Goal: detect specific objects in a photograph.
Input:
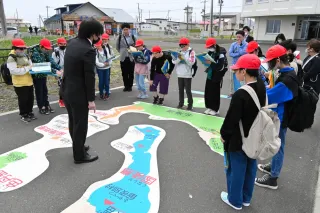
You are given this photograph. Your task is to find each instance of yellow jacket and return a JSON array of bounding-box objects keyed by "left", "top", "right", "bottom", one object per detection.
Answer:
[{"left": 7, "top": 50, "right": 33, "bottom": 87}]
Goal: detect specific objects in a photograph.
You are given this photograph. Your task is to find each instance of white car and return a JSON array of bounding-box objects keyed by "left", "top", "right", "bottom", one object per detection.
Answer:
[{"left": 0, "top": 27, "right": 22, "bottom": 38}]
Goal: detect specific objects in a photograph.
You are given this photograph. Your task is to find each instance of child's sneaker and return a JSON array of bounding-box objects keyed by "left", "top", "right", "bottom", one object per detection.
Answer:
[
  {"left": 187, "top": 105, "right": 193, "bottom": 111},
  {"left": 220, "top": 191, "right": 242, "bottom": 210},
  {"left": 141, "top": 94, "right": 148, "bottom": 99},
  {"left": 28, "top": 112, "right": 37, "bottom": 120},
  {"left": 204, "top": 109, "right": 211, "bottom": 114},
  {"left": 208, "top": 110, "right": 219, "bottom": 116},
  {"left": 137, "top": 92, "right": 143, "bottom": 99},
  {"left": 153, "top": 96, "right": 159, "bottom": 104},
  {"left": 100, "top": 94, "right": 104, "bottom": 100},
  {"left": 104, "top": 94, "right": 109, "bottom": 101},
  {"left": 158, "top": 98, "right": 164, "bottom": 105},
  {"left": 59, "top": 99, "right": 65, "bottom": 108},
  {"left": 47, "top": 106, "right": 55, "bottom": 113},
  {"left": 39, "top": 108, "right": 46, "bottom": 115},
  {"left": 258, "top": 163, "right": 271, "bottom": 175},
  {"left": 177, "top": 104, "right": 183, "bottom": 109},
  {"left": 21, "top": 114, "right": 31, "bottom": 123},
  {"left": 243, "top": 202, "right": 250, "bottom": 207},
  {"left": 255, "top": 174, "right": 278, "bottom": 190}
]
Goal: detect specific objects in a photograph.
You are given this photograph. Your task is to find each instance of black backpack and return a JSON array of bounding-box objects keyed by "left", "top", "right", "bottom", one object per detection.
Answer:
[
  {"left": 0, "top": 54, "right": 18, "bottom": 86},
  {"left": 219, "top": 46, "right": 229, "bottom": 76},
  {"left": 54, "top": 50, "right": 60, "bottom": 65},
  {"left": 287, "top": 76, "right": 319, "bottom": 132}
]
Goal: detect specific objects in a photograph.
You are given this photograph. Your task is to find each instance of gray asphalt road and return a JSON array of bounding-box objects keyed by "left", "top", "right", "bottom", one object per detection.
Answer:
[{"left": 0, "top": 41, "right": 319, "bottom": 213}]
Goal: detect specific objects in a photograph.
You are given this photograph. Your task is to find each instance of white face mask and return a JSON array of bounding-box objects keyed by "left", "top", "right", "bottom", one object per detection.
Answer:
[
  {"left": 245, "top": 32, "right": 248, "bottom": 36},
  {"left": 208, "top": 48, "right": 215, "bottom": 52},
  {"left": 277, "top": 39, "right": 282, "bottom": 43},
  {"left": 305, "top": 48, "right": 309, "bottom": 53}
]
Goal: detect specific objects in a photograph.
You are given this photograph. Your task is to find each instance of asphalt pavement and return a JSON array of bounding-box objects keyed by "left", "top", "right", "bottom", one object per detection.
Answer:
[{"left": 0, "top": 41, "right": 319, "bottom": 213}]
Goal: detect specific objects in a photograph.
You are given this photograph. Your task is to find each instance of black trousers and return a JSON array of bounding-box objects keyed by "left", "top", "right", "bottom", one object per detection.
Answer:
[
  {"left": 64, "top": 99, "right": 89, "bottom": 161},
  {"left": 14, "top": 86, "right": 34, "bottom": 116},
  {"left": 33, "top": 77, "right": 49, "bottom": 109},
  {"left": 205, "top": 79, "right": 221, "bottom": 112},
  {"left": 178, "top": 77, "right": 193, "bottom": 106},
  {"left": 120, "top": 57, "right": 135, "bottom": 89}
]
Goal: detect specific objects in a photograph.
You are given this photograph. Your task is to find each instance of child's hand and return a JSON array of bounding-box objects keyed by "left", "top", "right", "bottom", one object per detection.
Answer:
[
  {"left": 178, "top": 55, "right": 183, "bottom": 60},
  {"left": 264, "top": 72, "right": 270, "bottom": 78},
  {"left": 104, "top": 62, "right": 109, "bottom": 66},
  {"left": 205, "top": 60, "right": 211, "bottom": 65},
  {"left": 165, "top": 73, "right": 170, "bottom": 79},
  {"left": 149, "top": 80, "right": 153, "bottom": 86}
]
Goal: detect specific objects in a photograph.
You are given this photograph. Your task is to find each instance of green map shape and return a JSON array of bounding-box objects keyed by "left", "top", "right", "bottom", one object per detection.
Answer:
[
  {"left": 184, "top": 97, "right": 205, "bottom": 108},
  {"left": 134, "top": 102, "right": 224, "bottom": 155},
  {"left": 0, "top": 152, "right": 28, "bottom": 169}
]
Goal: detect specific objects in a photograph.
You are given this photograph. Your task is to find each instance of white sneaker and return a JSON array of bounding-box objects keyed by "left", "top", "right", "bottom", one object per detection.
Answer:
[
  {"left": 243, "top": 202, "right": 250, "bottom": 207},
  {"left": 204, "top": 109, "right": 211, "bottom": 114},
  {"left": 220, "top": 191, "right": 242, "bottom": 210},
  {"left": 208, "top": 110, "right": 217, "bottom": 116}
]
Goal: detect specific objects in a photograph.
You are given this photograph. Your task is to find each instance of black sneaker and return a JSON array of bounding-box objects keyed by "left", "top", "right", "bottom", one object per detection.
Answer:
[
  {"left": 39, "top": 108, "right": 46, "bottom": 115},
  {"left": 187, "top": 105, "right": 193, "bottom": 111},
  {"left": 258, "top": 163, "right": 271, "bottom": 175},
  {"left": 100, "top": 94, "right": 104, "bottom": 100},
  {"left": 153, "top": 96, "right": 159, "bottom": 104},
  {"left": 255, "top": 174, "right": 278, "bottom": 190},
  {"left": 127, "top": 88, "right": 132, "bottom": 92},
  {"left": 21, "top": 115, "right": 31, "bottom": 123},
  {"left": 177, "top": 104, "right": 183, "bottom": 109},
  {"left": 28, "top": 112, "right": 37, "bottom": 120},
  {"left": 123, "top": 87, "right": 128, "bottom": 92},
  {"left": 46, "top": 106, "right": 55, "bottom": 113},
  {"left": 158, "top": 98, "right": 164, "bottom": 105}
]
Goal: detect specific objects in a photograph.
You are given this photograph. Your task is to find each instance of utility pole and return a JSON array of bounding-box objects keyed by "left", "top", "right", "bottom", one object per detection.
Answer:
[
  {"left": 149, "top": 10, "right": 150, "bottom": 19},
  {"left": 201, "top": 0, "right": 207, "bottom": 31},
  {"left": 218, "top": 0, "right": 223, "bottom": 36},
  {"left": 137, "top": 3, "right": 140, "bottom": 22},
  {"left": 0, "top": 0, "right": 7, "bottom": 36},
  {"left": 46, "top": 6, "right": 49, "bottom": 19},
  {"left": 185, "top": 5, "right": 190, "bottom": 31},
  {"left": 167, "top": 10, "right": 170, "bottom": 21},
  {"left": 209, "top": 0, "right": 214, "bottom": 37},
  {"left": 140, "top": 9, "right": 143, "bottom": 22}
]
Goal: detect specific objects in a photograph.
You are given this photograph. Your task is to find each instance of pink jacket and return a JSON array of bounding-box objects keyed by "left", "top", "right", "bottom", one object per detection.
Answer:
[{"left": 135, "top": 56, "right": 152, "bottom": 76}]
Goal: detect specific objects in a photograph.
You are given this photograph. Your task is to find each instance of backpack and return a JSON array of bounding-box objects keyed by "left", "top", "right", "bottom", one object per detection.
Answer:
[
  {"left": 239, "top": 85, "right": 281, "bottom": 161},
  {"left": 287, "top": 77, "right": 319, "bottom": 132},
  {"left": 219, "top": 46, "right": 229, "bottom": 77},
  {"left": 54, "top": 50, "right": 60, "bottom": 65},
  {"left": 1, "top": 54, "right": 18, "bottom": 86},
  {"left": 189, "top": 49, "right": 198, "bottom": 77}
]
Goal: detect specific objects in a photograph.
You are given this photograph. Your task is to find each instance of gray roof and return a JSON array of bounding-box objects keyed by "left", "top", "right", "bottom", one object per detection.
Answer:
[{"left": 99, "top": 8, "right": 135, "bottom": 23}]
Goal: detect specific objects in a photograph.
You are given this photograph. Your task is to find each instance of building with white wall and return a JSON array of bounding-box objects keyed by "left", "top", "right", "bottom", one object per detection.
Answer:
[
  {"left": 242, "top": 0, "right": 320, "bottom": 41},
  {"left": 145, "top": 18, "right": 199, "bottom": 31}
]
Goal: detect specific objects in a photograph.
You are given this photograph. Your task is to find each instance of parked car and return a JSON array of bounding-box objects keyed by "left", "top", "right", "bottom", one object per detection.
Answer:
[{"left": 0, "top": 27, "right": 22, "bottom": 38}]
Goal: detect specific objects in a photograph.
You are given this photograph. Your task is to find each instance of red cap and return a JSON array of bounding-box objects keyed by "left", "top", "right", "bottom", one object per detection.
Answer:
[
  {"left": 262, "top": 45, "right": 287, "bottom": 63},
  {"left": 40, "top": 39, "right": 52, "bottom": 50},
  {"left": 230, "top": 54, "right": 261, "bottom": 70},
  {"left": 57, "top": 37, "right": 67, "bottom": 44},
  {"left": 135, "top": 39, "right": 144, "bottom": 47},
  {"left": 179, "top": 37, "right": 190, "bottom": 45},
  {"left": 94, "top": 39, "right": 103, "bottom": 47},
  {"left": 246, "top": 41, "right": 259, "bottom": 53},
  {"left": 101, "top": 33, "right": 109, "bottom": 40},
  {"left": 205, "top": 38, "right": 217, "bottom": 48},
  {"left": 12, "top": 39, "right": 27, "bottom": 48},
  {"left": 151, "top": 45, "right": 162, "bottom": 53}
]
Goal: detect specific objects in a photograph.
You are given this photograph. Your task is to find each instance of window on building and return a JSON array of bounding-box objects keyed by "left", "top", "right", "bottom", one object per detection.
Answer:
[
  {"left": 266, "top": 20, "right": 281, "bottom": 34},
  {"left": 160, "top": 21, "right": 162, "bottom": 23},
  {"left": 258, "top": 0, "right": 269, "bottom": 2},
  {"left": 245, "top": 0, "right": 253, "bottom": 4}
]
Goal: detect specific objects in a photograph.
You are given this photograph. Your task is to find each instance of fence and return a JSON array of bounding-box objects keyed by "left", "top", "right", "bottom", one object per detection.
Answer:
[{"left": 0, "top": 35, "right": 75, "bottom": 84}]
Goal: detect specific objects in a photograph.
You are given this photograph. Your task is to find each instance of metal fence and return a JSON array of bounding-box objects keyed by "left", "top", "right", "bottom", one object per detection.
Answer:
[{"left": 0, "top": 35, "right": 75, "bottom": 83}]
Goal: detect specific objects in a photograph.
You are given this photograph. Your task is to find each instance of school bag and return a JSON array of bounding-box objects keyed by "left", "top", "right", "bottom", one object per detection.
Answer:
[
  {"left": 287, "top": 76, "right": 319, "bottom": 132},
  {"left": 219, "top": 46, "right": 229, "bottom": 78},
  {"left": 54, "top": 50, "right": 61, "bottom": 65},
  {"left": 239, "top": 85, "right": 281, "bottom": 161},
  {"left": 0, "top": 54, "right": 21, "bottom": 86}
]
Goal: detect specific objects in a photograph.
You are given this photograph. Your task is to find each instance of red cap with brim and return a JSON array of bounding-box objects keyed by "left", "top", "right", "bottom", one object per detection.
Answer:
[
  {"left": 262, "top": 44, "right": 287, "bottom": 63},
  {"left": 230, "top": 54, "right": 261, "bottom": 70},
  {"left": 246, "top": 41, "right": 259, "bottom": 53},
  {"left": 151, "top": 45, "right": 162, "bottom": 53}
]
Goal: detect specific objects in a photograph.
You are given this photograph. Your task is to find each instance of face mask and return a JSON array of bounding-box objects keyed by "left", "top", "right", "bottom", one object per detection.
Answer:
[
  {"left": 208, "top": 48, "right": 215, "bottom": 52},
  {"left": 305, "top": 48, "right": 310, "bottom": 53},
  {"left": 240, "top": 74, "right": 246, "bottom": 86},
  {"left": 59, "top": 46, "right": 66, "bottom": 50},
  {"left": 92, "top": 36, "right": 100, "bottom": 45},
  {"left": 16, "top": 52, "right": 25, "bottom": 57},
  {"left": 41, "top": 49, "right": 49, "bottom": 54},
  {"left": 277, "top": 39, "right": 282, "bottom": 43},
  {"left": 245, "top": 32, "right": 248, "bottom": 36}
]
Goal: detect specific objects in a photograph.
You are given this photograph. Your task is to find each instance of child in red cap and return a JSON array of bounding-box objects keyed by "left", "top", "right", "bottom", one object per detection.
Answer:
[
  {"left": 52, "top": 37, "right": 67, "bottom": 108},
  {"left": 220, "top": 54, "right": 266, "bottom": 210},
  {"left": 149, "top": 45, "right": 175, "bottom": 105},
  {"left": 133, "top": 39, "right": 152, "bottom": 99}
]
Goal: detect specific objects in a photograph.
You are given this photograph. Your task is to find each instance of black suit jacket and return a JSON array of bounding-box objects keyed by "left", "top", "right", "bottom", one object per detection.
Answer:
[
  {"left": 61, "top": 38, "right": 96, "bottom": 104},
  {"left": 245, "top": 35, "right": 254, "bottom": 43}
]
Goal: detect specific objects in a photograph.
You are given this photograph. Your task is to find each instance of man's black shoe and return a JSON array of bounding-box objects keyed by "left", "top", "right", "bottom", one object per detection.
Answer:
[
  {"left": 127, "top": 87, "right": 132, "bottom": 92},
  {"left": 84, "top": 145, "right": 90, "bottom": 152},
  {"left": 74, "top": 154, "right": 98, "bottom": 164},
  {"left": 123, "top": 87, "right": 128, "bottom": 92}
]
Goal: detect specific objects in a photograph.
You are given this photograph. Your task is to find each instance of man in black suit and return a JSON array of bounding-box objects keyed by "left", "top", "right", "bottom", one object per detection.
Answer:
[
  {"left": 61, "top": 18, "right": 103, "bottom": 164},
  {"left": 243, "top": 26, "right": 254, "bottom": 43}
]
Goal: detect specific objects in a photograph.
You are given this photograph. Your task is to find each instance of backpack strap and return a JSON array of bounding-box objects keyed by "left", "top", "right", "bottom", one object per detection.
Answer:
[
  {"left": 8, "top": 54, "right": 18, "bottom": 62},
  {"left": 240, "top": 85, "right": 262, "bottom": 109}
]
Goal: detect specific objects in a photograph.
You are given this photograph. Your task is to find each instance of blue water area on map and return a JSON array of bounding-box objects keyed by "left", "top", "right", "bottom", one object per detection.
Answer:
[{"left": 87, "top": 126, "right": 161, "bottom": 213}]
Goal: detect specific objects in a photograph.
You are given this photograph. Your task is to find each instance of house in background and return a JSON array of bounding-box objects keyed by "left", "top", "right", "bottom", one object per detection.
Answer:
[
  {"left": 202, "top": 12, "right": 244, "bottom": 31},
  {"left": 144, "top": 18, "right": 200, "bottom": 31},
  {"left": 44, "top": 2, "right": 136, "bottom": 35},
  {"left": 3, "top": 18, "right": 31, "bottom": 28},
  {"left": 242, "top": 0, "right": 320, "bottom": 41}
]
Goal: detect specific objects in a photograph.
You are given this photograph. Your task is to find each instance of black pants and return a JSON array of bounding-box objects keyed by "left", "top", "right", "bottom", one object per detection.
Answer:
[
  {"left": 64, "top": 99, "right": 89, "bottom": 161},
  {"left": 178, "top": 78, "right": 193, "bottom": 106},
  {"left": 205, "top": 79, "right": 221, "bottom": 112},
  {"left": 33, "top": 77, "right": 49, "bottom": 109},
  {"left": 120, "top": 57, "right": 135, "bottom": 89},
  {"left": 14, "top": 86, "right": 34, "bottom": 116}
]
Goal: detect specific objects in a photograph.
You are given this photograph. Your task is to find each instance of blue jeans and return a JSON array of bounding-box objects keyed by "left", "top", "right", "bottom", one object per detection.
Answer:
[
  {"left": 226, "top": 151, "right": 257, "bottom": 208},
  {"left": 271, "top": 128, "right": 287, "bottom": 177},
  {"left": 97, "top": 68, "right": 110, "bottom": 96},
  {"left": 135, "top": 73, "right": 146, "bottom": 93}
]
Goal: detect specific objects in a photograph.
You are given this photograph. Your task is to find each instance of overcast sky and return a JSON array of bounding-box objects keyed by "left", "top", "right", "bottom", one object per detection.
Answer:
[{"left": 3, "top": 0, "right": 242, "bottom": 26}]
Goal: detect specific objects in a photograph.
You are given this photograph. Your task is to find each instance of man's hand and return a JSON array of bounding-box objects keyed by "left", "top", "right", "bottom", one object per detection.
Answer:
[
  {"left": 149, "top": 80, "right": 153, "bottom": 86},
  {"left": 88, "top": 101, "right": 96, "bottom": 113},
  {"left": 104, "top": 62, "right": 109, "bottom": 66},
  {"left": 165, "top": 73, "right": 170, "bottom": 79},
  {"left": 220, "top": 137, "right": 225, "bottom": 143}
]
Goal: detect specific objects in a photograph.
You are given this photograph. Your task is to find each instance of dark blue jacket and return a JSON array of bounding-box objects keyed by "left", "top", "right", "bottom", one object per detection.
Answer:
[{"left": 267, "top": 67, "right": 298, "bottom": 128}]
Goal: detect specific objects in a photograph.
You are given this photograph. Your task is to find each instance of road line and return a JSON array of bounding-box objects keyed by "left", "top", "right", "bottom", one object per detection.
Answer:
[
  {"left": 0, "top": 85, "right": 126, "bottom": 117},
  {"left": 191, "top": 90, "right": 231, "bottom": 99}
]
